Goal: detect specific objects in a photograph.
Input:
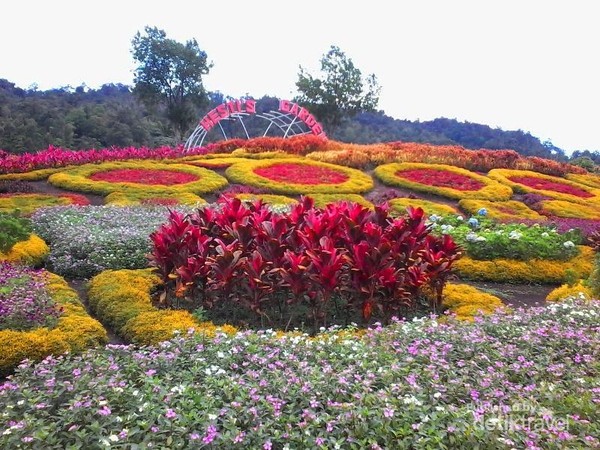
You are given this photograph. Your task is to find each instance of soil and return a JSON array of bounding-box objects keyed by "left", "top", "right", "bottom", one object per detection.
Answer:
[{"left": 460, "top": 280, "right": 551, "bottom": 308}]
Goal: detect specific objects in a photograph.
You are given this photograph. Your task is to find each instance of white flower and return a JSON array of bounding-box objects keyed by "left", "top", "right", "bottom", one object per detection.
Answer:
[
  {"left": 508, "top": 231, "right": 522, "bottom": 240},
  {"left": 456, "top": 215, "right": 464, "bottom": 221},
  {"left": 541, "top": 232, "right": 549, "bottom": 238},
  {"left": 109, "top": 435, "right": 119, "bottom": 442},
  {"left": 563, "top": 240, "right": 575, "bottom": 248}
]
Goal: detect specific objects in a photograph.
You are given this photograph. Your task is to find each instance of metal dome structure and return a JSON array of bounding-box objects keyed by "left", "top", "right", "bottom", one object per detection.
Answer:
[{"left": 184, "top": 99, "right": 326, "bottom": 151}]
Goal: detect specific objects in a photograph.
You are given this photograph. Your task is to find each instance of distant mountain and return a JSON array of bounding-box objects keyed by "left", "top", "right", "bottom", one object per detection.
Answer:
[{"left": 0, "top": 79, "right": 582, "bottom": 163}]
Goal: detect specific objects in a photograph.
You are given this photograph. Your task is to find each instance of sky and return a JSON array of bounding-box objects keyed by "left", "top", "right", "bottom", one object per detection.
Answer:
[{"left": 1, "top": 0, "right": 598, "bottom": 154}]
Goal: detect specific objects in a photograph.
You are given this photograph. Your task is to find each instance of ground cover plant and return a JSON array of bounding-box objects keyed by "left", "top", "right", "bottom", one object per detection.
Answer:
[
  {"left": 0, "top": 193, "right": 90, "bottom": 216},
  {"left": 1, "top": 300, "right": 598, "bottom": 449},
  {"left": 31, "top": 205, "right": 192, "bottom": 278}
]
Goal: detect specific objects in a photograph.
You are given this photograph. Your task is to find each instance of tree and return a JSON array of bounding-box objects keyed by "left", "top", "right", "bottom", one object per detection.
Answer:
[
  {"left": 294, "top": 45, "right": 381, "bottom": 133},
  {"left": 131, "top": 26, "right": 212, "bottom": 140}
]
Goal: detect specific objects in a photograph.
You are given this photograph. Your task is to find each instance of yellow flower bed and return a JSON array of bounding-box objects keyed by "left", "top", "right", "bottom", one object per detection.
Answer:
[
  {"left": 48, "top": 161, "right": 228, "bottom": 196},
  {"left": 0, "top": 272, "right": 107, "bottom": 376},
  {"left": 441, "top": 283, "right": 505, "bottom": 321},
  {"left": 225, "top": 158, "right": 374, "bottom": 194},
  {"left": 0, "top": 234, "right": 49, "bottom": 266},
  {"left": 389, "top": 198, "right": 458, "bottom": 217},
  {"left": 310, "top": 194, "right": 374, "bottom": 209},
  {"left": 234, "top": 193, "right": 298, "bottom": 205},
  {"left": 0, "top": 166, "right": 77, "bottom": 181},
  {"left": 374, "top": 163, "right": 512, "bottom": 201},
  {"left": 184, "top": 157, "right": 255, "bottom": 168},
  {"left": 87, "top": 269, "right": 237, "bottom": 346},
  {"left": 104, "top": 191, "right": 207, "bottom": 206},
  {"left": 0, "top": 193, "right": 81, "bottom": 216},
  {"left": 458, "top": 199, "right": 545, "bottom": 221},
  {"left": 537, "top": 200, "right": 600, "bottom": 219},
  {"left": 546, "top": 281, "right": 593, "bottom": 302},
  {"left": 566, "top": 173, "right": 600, "bottom": 189},
  {"left": 454, "top": 246, "right": 594, "bottom": 283},
  {"left": 488, "top": 168, "right": 600, "bottom": 205}
]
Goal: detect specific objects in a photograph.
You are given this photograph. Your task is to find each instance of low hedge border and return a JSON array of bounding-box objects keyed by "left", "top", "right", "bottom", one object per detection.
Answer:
[
  {"left": 48, "top": 161, "right": 228, "bottom": 196},
  {"left": 0, "top": 272, "right": 107, "bottom": 376},
  {"left": 389, "top": 198, "right": 458, "bottom": 217},
  {"left": 538, "top": 199, "right": 600, "bottom": 220},
  {"left": 488, "top": 168, "right": 600, "bottom": 205},
  {"left": 225, "top": 158, "right": 374, "bottom": 194},
  {"left": 0, "top": 166, "right": 77, "bottom": 181},
  {"left": 546, "top": 281, "right": 593, "bottom": 302},
  {"left": 566, "top": 173, "right": 600, "bottom": 190},
  {"left": 453, "top": 245, "right": 594, "bottom": 283},
  {"left": 374, "top": 163, "right": 513, "bottom": 201},
  {"left": 310, "top": 194, "right": 374, "bottom": 209},
  {"left": 234, "top": 193, "right": 298, "bottom": 205},
  {"left": 0, "top": 193, "right": 90, "bottom": 216},
  {"left": 0, "top": 234, "right": 49, "bottom": 266},
  {"left": 87, "top": 269, "right": 237, "bottom": 346},
  {"left": 458, "top": 199, "right": 545, "bottom": 221},
  {"left": 104, "top": 191, "right": 207, "bottom": 206},
  {"left": 440, "top": 283, "right": 505, "bottom": 321}
]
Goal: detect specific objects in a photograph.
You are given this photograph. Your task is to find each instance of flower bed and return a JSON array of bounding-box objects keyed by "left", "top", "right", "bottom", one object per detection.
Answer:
[
  {"left": 48, "top": 161, "right": 228, "bottom": 196},
  {"left": 389, "top": 198, "right": 458, "bottom": 217},
  {"left": 1, "top": 299, "right": 598, "bottom": 448},
  {"left": 89, "top": 168, "right": 199, "bottom": 185},
  {"left": 31, "top": 205, "right": 192, "bottom": 278},
  {"left": 0, "top": 269, "right": 107, "bottom": 376},
  {"left": 184, "top": 157, "right": 254, "bottom": 169},
  {"left": 310, "top": 194, "right": 373, "bottom": 209},
  {"left": 0, "top": 166, "right": 77, "bottom": 181},
  {"left": 439, "top": 283, "right": 504, "bottom": 321},
  {"left": 488, "top": 169, "right": 600, "bottom": 204},
  {"left": 546, "top": 281, "right": 593, "bottom": 302},
  {"left": 453, "top": 245, "right": 594, "bottom": 283},
  {"left": 104, "top": 191, "right": 207, "bottom": 207},
  {"left": 458, "top": 199, "right": 545, "bottom": 221},
  {"left": 87, "top": 269, "right": 236, "bottom": 345},
  {"left": 233, "top": 193, "right": 298, "bottom": 206},
  {"left": 566, "top": 172, "right": 600, "bottom": 189},
  {"left": 225, "top": 158, "right": 373, "bottom": 194},
  {"left": 0, "top": 193, "right": 90, "bottom": 216},
  {"left": 375, "top": 163, "right": 512, "bottom": 201},
  {"left": 538, "top": 200, "right": 600, "bottom": 220},
  {"left": 0, "top": 234, "right": 49, "bottom": 267}
]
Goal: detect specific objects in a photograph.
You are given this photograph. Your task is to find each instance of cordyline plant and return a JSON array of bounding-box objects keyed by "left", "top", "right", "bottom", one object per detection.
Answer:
[{"left": 149, "top": 196, "right": 462, "bottom": 332}]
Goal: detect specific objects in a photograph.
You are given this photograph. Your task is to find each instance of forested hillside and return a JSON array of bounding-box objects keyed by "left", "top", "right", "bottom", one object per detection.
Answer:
[{"left": 1, "top": 78, "right": 595, "bottom": 164}]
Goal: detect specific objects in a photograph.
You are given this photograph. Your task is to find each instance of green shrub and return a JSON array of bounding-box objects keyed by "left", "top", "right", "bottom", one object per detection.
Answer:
[{"left": 0, "top": 212, "right": 31, "bottom": 253}]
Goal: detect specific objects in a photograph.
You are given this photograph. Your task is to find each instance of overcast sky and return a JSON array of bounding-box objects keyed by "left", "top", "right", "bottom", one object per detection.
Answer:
[{"left": 1, "top": 0, "right": 598, "bottom": 154}]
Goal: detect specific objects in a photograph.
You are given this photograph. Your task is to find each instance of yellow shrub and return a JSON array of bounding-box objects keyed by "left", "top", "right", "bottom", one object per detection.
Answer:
[
  {"left": 48, "top": 161, "right": 228, "bottom": 196},
  {"left": 458, "top": 199, "right": 545, "bottom": 221},
  {"left": 546, "top": 281, "right": 593, "bottom": 302},
  {"left": 0, "top": 166, "right": 78, "bottom": 181},
  {"left": 389, "top": 198, "right": 457, "bottom": 217},
  {"left": 104, "top": 191, "right": 207, "bottom": 206},
  {"left": 454, "top": 246, "right": 594, "bottom": 283},
  {"left": 0, "top": 234, "right": 49, "bottom": 266},
  {"left": 566, "top": 173, "right": 600, "bottom": 189},
  {"left": 310, "top": 194, "right": 374, "bottom": 209},
  {"left": 0, "top": 193, "right": 79, "bottom": 215},
  {"left": 234, "top": 193, "right": 298, "bottom": 205},
  {"left": 488, "top": 169, "right": 600, "bottom": 205},
  {"left": 538, "top": 200, "right": 600, "bottom": 219},
  {"left": 88, "top": 269, "right": 236, "bottom": 345},
  {"left": 0, "top": 272, "right": 107, "bottom": 376},
  {"left": 225, "top": 158, "right": 374, "bottom": 194},
  {"left": 374, "top": 163, "right": 513, "bottom": 201}
]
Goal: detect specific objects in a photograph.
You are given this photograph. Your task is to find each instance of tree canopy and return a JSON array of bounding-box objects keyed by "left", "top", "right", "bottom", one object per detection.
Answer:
[
  {"left": 294, "top": 46, "right": 381, "bottom": 132},
  {"left": 131, "top": 26, "right": 212, "bottom": 139}
]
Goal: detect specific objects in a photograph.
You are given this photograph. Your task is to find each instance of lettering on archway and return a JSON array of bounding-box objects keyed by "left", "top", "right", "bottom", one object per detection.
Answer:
[{"left": 184, "top": 98, "right": 326, "bottom": 151}]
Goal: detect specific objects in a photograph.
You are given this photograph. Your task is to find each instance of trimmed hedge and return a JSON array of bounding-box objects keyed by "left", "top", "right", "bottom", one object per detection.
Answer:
[
  {"left": 454, "top": 245, "right": 594, "bottom": 283},
  {"left": 0, "top": 234, "right": 49, "bottom": 266},
  {"left": 458, "top": 199, "right": 545, "bottom": 221},
  {"left": 546, "top": 281, "right": 593, "bottom": 302},
  {"left": 87, "top": 269, "right": 237, "bottom": 346},
  {"left": 48, "top": 161, "right": 228, "bottom": 196},
  {"left": 389, "top": 198, "right": 458, "bottom": 217},
  {"left": 538, "top": 199, "right": 600, "bottom": 219},
  {"left": 104, "top": 191, "right": 207, "bottom": 206},
  {"left": 0, "top": 272, "right": 107, "bottom": 376},
  {"left": 374, "top": 163, "right": 513, "bottom": 201},
  {"left": 225, "top": 158, "right": 374, "bottom": 194}
]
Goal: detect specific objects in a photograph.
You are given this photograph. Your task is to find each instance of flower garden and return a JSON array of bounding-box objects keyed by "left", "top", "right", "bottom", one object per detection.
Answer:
[{"left": 1, "top": 136, "right": 599, "bottom": 448}]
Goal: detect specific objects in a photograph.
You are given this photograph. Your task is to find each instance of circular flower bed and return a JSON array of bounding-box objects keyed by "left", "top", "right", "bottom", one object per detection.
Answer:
[
  {"left": 48, "top": 162, "right": 228, "bottom": 196},
  {"left": 89, "top": 169, "right": 198, "bottom": 185},
  {"left": 225, "top": 158, "right": 373, "bottom": 194},
  {"left": 488, "top": 169, "right": 600, "bottom": 204},
  {"left": 388, "top": 198, "right": 458, "bottom": 217},
  {"left": 0, "top": 193, "right": 90, "bottom": 216},
  {"left": 458, "top": 199, "right": 545, "bottom": 221},
  {"left": 375, "top": 163, "right": 512, "bottom": 201}
]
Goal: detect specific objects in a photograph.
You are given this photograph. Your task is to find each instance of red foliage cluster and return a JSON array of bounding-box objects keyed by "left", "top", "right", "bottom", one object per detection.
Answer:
[
  {"left": 203, "top": 135, "right": 334, "bottom": 155},
  {"left": 508, "top": 176, "right": 594, "bottom": 198},
  {"left": 149, "top": 197, "right": 461, "bottom": 330},
  {"left": 141, "top": 198, "right": 180, "bottom": 206},
  {"left": 396, "top": 168, "right": 484, "bottom": 191},
  {"left": 89, "top": 169, "right": 199, "bottom": 185},
  {"left": 254, "top": 163, "right": 349, "bottom": 185},
  {"left": 60, "top": 193, "right": 91, "bottom": 206}
]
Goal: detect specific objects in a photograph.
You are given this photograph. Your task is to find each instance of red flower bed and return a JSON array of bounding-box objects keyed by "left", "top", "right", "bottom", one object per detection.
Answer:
[
  {"left": 508, "top": 176, "right": 594, "bottom": 198},
  {"left": 254, "top": 163, "right": 349, "bottom": 185},
  {"left": 60, "top": 194, "right": 91, "bottom": 206},
  {"left": 89, "top": 169, "right": 199, "bottom": 185},
  {"left": 141, "top": 198, "right": 180, "bottom": 206},
  {"left": 395, "top": 168, "right": 484, "bottom": 191}
]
